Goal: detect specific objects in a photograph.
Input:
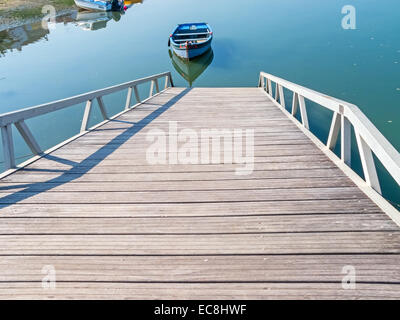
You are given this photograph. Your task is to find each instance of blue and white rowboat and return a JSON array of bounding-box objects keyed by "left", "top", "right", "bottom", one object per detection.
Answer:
[
  {"left": 169, "top": 23, "right": 213, "bottom": 60},
  {"left": 74, "top": 0, "right": 124, "bottom": 11}
]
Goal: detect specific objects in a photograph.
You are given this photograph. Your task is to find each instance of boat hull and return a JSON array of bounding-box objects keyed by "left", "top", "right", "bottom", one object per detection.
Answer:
[
  {"left": 74, "top": 0, "right": 112, "bottom": 11},
  {"left": 171, "top": 40, "right": 212, "bottom": 60}
]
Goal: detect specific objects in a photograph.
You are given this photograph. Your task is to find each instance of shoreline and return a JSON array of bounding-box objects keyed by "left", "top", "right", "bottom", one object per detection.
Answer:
[
  {"left": 0, "top": 0, "right": 75, "bottom": 11},
  {"left": 0, "top": 0, "right": 76, "bottom": 31}
]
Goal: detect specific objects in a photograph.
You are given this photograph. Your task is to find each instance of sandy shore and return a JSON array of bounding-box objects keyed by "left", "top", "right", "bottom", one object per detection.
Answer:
[
  {"left": 0, "top": 0, "right": 38, "bottom": 11},
  {"left": 0, "top": 0, "right": 76, "bottom": 31},
  {"left": 0, "top": 0, "right": 74, "bottom": 11}
]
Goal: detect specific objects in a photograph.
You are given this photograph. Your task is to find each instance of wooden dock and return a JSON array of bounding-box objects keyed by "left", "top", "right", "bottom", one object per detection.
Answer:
[{"left": 0, "top": 73, "right": 399, "bottom": 299}]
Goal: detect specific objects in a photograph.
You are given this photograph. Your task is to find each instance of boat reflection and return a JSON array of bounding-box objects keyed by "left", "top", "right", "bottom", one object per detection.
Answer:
[
  {"left": 169, "top": 48, "right": 214, "bottom": 87},
  {"left": 75, "top": 10, "right": 123, "bottom": 31}
]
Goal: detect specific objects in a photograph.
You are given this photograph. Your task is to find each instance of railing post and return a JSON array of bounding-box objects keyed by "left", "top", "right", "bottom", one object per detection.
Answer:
[
  {"left": 267, "top": 79, "right": 272, "bottom": 95},
  {"left": 355, "top": 130, "right": 382, "bottom": 194},
  {"left": 154, "top": 78, "right": 160, "bottom": 94},
  {"left": 97, "top": 96, "right": 108, "bottom": 120},
  {"left": 164, "top": 76, "right": 169, "bottom": 89},
  {"left": 274, "top": 83, "right": 279, "bottom": 101},
  {"left": 327, "top": 112, "right": 341, "bottom": 150},
  {"left": 149, "top": 80, "right": 155, "bottom": 97},
  {"left": 278, "top": 85, "right": 285, "bottom": 108},
  {"left": 125, "top": 87, "right": 133, "bottom": 110},
  {"left": 259, "top": 75, "right": 265, "bottom": 89},
  {"left": 291, "top": 92, "right": 298, "bottom": 116},
  {"left": 264, "top": 77, "right": 269, "bottom": 92},
  {"left": 14, "top": 120, "right": 41, "bottom": 155},
  {"left": 298, "top": 95, "right": 309, "bottom": 129},
  {"left": 134, "top": 85, "right": 141, "bottom": 103},
  {"left": 341, "top": 114, "right": 351, "bottom": 166},
  {"left": 168, "top": 73, "right": 174, "bottom": 87},
  {"left": 1, "top": 124, "right": 15, "bottom": 169},
  {"left": 80, "top": 99, "right": 93, "bottom": 133}
]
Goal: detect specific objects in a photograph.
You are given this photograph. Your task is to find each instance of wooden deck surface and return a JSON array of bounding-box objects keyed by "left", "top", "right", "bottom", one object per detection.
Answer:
[{"left": 0, "top": 87, "right": 399, "bottom": 299}]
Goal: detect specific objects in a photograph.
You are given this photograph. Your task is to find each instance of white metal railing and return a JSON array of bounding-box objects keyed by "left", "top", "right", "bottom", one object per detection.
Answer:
[
  {"left": 0, "top": 71, "right": 174, "bottom": 170},
  {"left": 258, "top": 72, "right": 400, "bottom": 195}
]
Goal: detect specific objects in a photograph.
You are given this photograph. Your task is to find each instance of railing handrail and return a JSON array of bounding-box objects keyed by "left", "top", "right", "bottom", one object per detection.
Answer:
[
  {"left": 259, "top": 71, "right": 400, "bottom": 193},
  {"left": 260, "top": 72, "right": 355, "bottom": 113},
  {"left": 0, "top": 72, "right": 172, "bottom": 127},
  {"left": 0, "top": 71, "right": 174, "bottom": 171}
]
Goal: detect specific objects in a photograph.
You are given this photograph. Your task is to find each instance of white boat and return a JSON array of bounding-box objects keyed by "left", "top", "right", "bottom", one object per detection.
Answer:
[{"left": 74, "top": 0, "right": 124, "bottom": 11}]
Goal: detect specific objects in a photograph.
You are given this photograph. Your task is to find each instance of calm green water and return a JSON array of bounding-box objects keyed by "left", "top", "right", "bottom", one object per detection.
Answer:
[{"left": 0, "top": 0, "right": 399, "bottom": 206}]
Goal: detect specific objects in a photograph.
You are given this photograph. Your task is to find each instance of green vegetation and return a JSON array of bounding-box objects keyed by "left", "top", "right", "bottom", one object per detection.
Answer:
[
  {"left": 52, "top": 0, "right": 75, "bottom": 6},
  {"left": 3, "top": 7, "right": 43, "bottom": 20},
  {"left": 0, "top": 0, "right": 75, "bottom": 20}
]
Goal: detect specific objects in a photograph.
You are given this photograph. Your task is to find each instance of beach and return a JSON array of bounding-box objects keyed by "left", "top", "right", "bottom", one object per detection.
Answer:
[{"left": 0, "top": 0, "right": 75, "bottom": 30}]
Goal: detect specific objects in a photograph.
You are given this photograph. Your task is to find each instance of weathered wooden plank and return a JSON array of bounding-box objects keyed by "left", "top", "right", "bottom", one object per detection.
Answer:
[
  {"left": 49, "top": 143, "right": 321, "bottom": 152},
  {"left": 0, "top": 255, "right": 399, "bottom": 283},
  {"left": 0, "top": 214, "right": 395, "bottom": 234},
  {"left": 68, "top": 135, "right": 310, "bottom": 145},
  {"left": 67, "top": 138, "right": 312, "bottom": 146},
  {"left": 29, "top": 148, "right": 324, "bottom": 162},
  {"left": 1, "top": 282, "right": 399, "bottom": 300},
  {"left": 0, "top": 232, "right": 399, "bottom": 255},
  {"left": 0, "top": 177, "right": 355, "bottom": 193},
  {"left": 0, "top": 187, "right": 366, "bottom": 204},
  {"left": 90, "top": 125, "right": 302, "bottom": 135},
  {"left": 47, "top": 147, "right": 324, "bottom": 160},
  {"left": 15, "top": 162, "right": 337, "bottom": 175},
  {"left": 1, "top": 168, "right": 347, "bottom": 183},
  {"left": 0, "top": 199, "right": 381, "bottom": 217},
  {"left": 21, "top": 154, "right": 330, "bottom": 169}
]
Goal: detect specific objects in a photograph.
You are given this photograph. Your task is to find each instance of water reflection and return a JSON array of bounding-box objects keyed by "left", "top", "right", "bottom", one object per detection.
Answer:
[
  {"left": 1, "top": 20, "right": 51, "bottom": 56},
  {"left": 0, "top": 0, "right": 144, "bottom": 56},
  {"left": 169, "top": 48, "right": 214, "bottom": 87},
  {"left": 75, "top": 11, "right": 123, "bottom": 31}
]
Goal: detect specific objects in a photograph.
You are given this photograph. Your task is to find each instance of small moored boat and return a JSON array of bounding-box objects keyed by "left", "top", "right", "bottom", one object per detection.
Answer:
[
  {"left": 74, "top": 0, "right": 125, "bottom": 12},
  {"left": 168, "top": 23, "right": 213, "bottom": 60}
]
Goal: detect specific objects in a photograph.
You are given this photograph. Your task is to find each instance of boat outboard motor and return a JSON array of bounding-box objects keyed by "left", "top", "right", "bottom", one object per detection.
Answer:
[
  {"left": 111, "top": 0, "right": 124, "bottom": 11},
  {"left": 112, "top": 11, "right": 122, "bottom": 21}
]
